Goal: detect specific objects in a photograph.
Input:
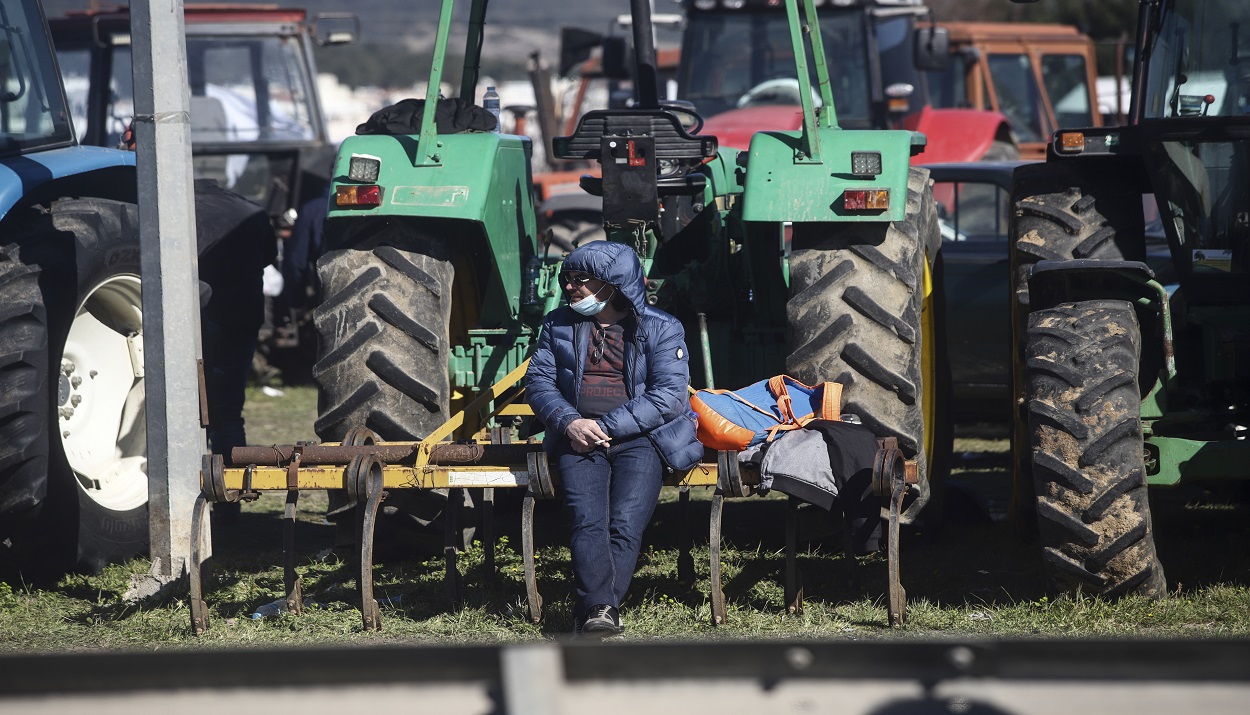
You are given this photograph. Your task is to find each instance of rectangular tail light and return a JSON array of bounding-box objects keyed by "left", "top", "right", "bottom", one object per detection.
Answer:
[
  {"left": 843, "top": 188, "right": 889, "bottom": 212},
  {"left": 336, "top": 185, "right": 383, "bottom": 207}
]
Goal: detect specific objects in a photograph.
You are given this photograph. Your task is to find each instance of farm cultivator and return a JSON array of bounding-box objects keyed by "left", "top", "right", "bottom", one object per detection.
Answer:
[
  {"left": 189, "top": 369, "right": 917, "bottom": 633},
  {"left": 192, "top": 0, "right": 939, "bottom": 632}
]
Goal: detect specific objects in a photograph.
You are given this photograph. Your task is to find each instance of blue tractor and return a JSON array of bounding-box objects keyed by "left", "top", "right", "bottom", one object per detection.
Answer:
[{"left": 0, "top": 0, "right": 145, "bottom": 578}]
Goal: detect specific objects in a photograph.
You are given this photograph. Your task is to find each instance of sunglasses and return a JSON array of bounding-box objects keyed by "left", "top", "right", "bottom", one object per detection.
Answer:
[
  {"left": 560, "top": 272, "right": 594, "bottom": 287},
  {"left": 591, "top": 325, "right": 607, "bottom": 364}
]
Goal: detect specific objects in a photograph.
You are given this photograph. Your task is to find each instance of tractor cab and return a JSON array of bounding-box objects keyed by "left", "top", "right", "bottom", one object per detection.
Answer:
[
  {"left": 685, "top": 0, "right": 910, "bottom": 126},
  {"left": 1135, "top": 0, "right": 1250, "bottom": 286},
  {"left": 50, "top": 5, "right": 354, "bottom": 220},
  {"left": 676, "top": 0, "right": 1011, "bottom": 162},
  {"left": 0, "top": 0, "right": 76, "bottom": 157}
]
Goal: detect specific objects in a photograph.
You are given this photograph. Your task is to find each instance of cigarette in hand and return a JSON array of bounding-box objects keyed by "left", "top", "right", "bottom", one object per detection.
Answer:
[{"left": 595, "top": 438, "right": 610, "bottom": 445}]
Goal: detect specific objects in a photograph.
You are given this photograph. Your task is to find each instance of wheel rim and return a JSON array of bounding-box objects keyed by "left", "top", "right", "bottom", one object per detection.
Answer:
[
  {"left": 920, "top": 257, "right": 936, "bottom": 468},
  {"left": 58, "top": 274, "right": 147, "bottom": 512},
  {"left": 449, "top": 250, "right": 478, "bottom": 417}
]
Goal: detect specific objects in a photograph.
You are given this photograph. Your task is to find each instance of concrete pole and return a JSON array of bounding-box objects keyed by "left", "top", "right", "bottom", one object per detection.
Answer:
[{"left": 129, "top": 0, "right": 207, "bottom": 580}]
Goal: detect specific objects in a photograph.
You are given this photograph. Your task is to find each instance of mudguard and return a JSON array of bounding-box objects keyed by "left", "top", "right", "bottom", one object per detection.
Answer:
[
  {"left": 1025, "top": 258, "right": 1158, "bottom": 310},
  {"left": 903, "top": 107, "right": 1011, "bottom": 164},
  {"left": 740, "top": 128, "right": 915, "bottom": 223},
  {"left": 0, "top": 146, "right": 136, "bottom": 219},
  {"left": 697, "top": 105, "right": 1011, "bottom": 165},
  {"left": 327, "top": 132, "right": 539, "bottom": 313}
]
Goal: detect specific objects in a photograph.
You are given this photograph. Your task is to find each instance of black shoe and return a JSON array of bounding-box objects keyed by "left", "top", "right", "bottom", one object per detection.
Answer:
[{"left": 579, "top": 604, "right": 623, "bottom": 636}]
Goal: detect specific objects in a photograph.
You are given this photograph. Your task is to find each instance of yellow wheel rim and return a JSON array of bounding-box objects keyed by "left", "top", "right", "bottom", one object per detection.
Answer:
[
  {"left": 920, "top": 256, "right": 936, "bottom": 468},
  {"left": 449, "top": 251, "right": 480, "bottom": 419}
]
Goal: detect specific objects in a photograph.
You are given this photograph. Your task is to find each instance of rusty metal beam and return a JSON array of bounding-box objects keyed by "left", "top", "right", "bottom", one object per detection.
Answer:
[{"left": 229, "top": 442, "right": 540, "bottom": 467}]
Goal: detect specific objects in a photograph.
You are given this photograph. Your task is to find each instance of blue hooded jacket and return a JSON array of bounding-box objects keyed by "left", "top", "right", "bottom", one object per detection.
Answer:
[{"left": 525, "top": 241, "right": 703, "bottom": 472}]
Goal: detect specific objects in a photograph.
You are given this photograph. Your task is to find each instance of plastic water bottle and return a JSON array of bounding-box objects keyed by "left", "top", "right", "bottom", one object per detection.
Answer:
[
  {"left": 522, "top": 255, "right": 540, "bottom": 307},
  {"left": 250, "top": 597, "right": 288, "bottom": 620},
  {"left": 483, "top": 86, "right": 501, "bottom": 133}
]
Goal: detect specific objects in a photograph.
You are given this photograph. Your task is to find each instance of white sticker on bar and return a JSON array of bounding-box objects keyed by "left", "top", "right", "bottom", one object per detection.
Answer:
[{"left": 447, "top": 470, "right": 529, "bottom": 487}]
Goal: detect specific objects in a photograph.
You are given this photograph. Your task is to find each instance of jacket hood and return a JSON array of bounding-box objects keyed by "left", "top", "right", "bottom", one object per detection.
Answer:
[{"left": 561, "top": 241, "right": 647, "bottom": 315}]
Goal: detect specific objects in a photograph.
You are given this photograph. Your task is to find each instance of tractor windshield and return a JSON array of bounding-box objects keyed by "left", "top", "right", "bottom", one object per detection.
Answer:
[
  {"left": 77, "top": 35, "right": 319, "bottom": 150},
  {"left": 57, "top": 28, "right": 319, "bottom": 203},
  {"left": 0, "top": 0, "right": 74, "bottom": 156},
  {"left": 678, "top": 8, "right": 870, "bottom": 123},
  {"left": 1141, "top": 0, "right": 1250, "bottom": 118},
  {"left": 1145, "top": 138, "right": 1250, "bottom": 273}
]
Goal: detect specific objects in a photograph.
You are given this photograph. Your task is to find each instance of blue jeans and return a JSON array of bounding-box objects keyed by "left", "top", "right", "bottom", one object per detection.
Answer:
[{"left": 555, "top": 433, "right": 664, "bottom": 620}]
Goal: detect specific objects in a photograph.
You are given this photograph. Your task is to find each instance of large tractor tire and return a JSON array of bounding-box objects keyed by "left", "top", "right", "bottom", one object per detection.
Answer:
[
  {"left": 313, "top": 223, "right": 475, "bottom": 555},
  {"left": 1008, "top": 181, "right": 1144, "bottom": 534},
  {"left": 546, "top": 211, "right": 605, "bottom": 255},
  {"left": 982, "top": 139, "right": 1020, "bottom": 162},
  {"left": 1013, "top": 186, "right": 1143, "bottom": 284},
  {"left": 1024, "top": 300, "right": 1166, "bottom": 598},
  {"left": 786, "top": 167, "right": 945, "bottom": 521},
  {"left": 0, "top": 199, "right": 148, "bottom": 579}
]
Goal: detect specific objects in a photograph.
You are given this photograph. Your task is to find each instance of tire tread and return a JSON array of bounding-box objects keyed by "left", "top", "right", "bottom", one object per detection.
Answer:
[
  {"left": 1024, "top": 300, "right": 1165, "bottom": 598},
  {"left": 786, "top": 167, "right": 938, "bottom": 480}
]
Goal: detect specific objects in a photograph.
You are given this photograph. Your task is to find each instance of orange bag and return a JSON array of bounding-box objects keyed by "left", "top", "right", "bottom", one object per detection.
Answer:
[{"left": 690, "top": 375, "right": 842, "bottom": 451}]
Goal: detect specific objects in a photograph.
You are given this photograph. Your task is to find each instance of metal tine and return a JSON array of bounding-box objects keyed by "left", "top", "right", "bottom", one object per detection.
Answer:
[
  {"left": 445, "top": 487, "right": 463, "bottom": 608},
  {"left": 355, "top": 454, "right": 384, "bottom": 631},
  {"left": 785, "top": 495, "right": 804, "bottom": 615},
  {"left": 709, "top": 490, "right": 726, "bottom": 625},
  {"left": 482, "top": 487, "right": 496, "bottom": 584},
  {"left": 189, "top": 493, "right": 212, "bottom": 635},
  {"left": 677, "top": 486, "right": 694, "bottom": 586},
  {"left": 283, "top": 488, "right": 303, "bottom": 615},
  {"left": 522, "top": 490, "right": 542, "bottom": 623}
]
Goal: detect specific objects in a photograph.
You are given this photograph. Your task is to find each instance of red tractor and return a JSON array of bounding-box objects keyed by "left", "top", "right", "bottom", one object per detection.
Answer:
[{"left": 680, "top": 0, "right": 1017, "bottom": 161}]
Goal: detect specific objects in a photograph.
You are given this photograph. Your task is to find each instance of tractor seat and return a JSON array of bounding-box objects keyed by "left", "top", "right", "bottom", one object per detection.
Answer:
[
  {"left": 553, "top": 109, "right": 718, "bottom": 162},
  {"left": 556, "top": 109, "right": 717, "bottom": 199}
]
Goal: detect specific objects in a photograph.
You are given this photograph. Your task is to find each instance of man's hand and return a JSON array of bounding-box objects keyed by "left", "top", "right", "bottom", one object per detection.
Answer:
[{"left": 565, "top": 418, "right": 611, "bottom": 454}]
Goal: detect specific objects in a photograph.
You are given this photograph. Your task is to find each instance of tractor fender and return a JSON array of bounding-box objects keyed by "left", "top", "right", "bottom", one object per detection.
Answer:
[
  {"left": 903, "top": 107, "right": 1012, "bottom": 164},
  {"left": 1, "top": 146, "right": 136, "bottom": 219},
  {"left": 1025, "top": 258, "right": 1157, "bottom": 311}
]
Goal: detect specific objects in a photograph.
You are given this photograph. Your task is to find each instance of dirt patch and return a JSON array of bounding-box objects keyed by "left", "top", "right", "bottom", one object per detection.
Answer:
[
  {"left": 1056, "top": 386, "right": 1080, "bottom": 406},
  {"left": 1034, "top": 425, "right": 1084, "bottom": 502},
  {"left": 1018, "top": 229, "right": 1045, "bottom": 247},
  {"left": 1093, "top": 493, "right": 1134, "bottom": 535}
]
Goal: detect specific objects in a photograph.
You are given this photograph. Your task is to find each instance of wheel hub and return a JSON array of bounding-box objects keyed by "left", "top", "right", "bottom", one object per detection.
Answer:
[{"left": 59, "top": 274, "right": 148, "bottom": 512}]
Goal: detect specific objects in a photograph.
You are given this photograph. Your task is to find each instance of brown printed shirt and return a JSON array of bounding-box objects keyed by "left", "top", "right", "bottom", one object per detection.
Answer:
[{"left": 578, "top": 322, "right": 628, "bottom": 418}]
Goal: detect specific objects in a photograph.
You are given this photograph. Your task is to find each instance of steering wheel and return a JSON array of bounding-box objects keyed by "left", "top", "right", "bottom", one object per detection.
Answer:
[{"left": 659, "top": 102, "right": 705, "bottom": 135}]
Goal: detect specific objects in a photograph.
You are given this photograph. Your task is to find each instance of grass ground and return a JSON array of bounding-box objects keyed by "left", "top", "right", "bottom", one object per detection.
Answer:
[{"left": 2, "top": 386, "right": 1248, "bottom": 652}]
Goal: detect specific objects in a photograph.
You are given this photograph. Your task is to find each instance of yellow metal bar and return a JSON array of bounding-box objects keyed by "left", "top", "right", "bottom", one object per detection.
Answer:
[
  {"left": 221, "top": 465, "right": 533, "bottom": 491},
  {"left": 668, "top": 463, "right": 718, "bottom": 488},
  {"left": 421, "top": 358, "right": 531, "bottom": 447},
  {"left": 214, "top": 460, "right": 727, "bottom": 492}
]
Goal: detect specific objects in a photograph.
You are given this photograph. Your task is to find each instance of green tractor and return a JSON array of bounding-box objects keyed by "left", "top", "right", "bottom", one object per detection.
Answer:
[
  {"left": 1009, "top": 0, "right": 1250, "bottom": 597},
  {"left": 320, "top": 0, "right": 946, "bottom": 546}
]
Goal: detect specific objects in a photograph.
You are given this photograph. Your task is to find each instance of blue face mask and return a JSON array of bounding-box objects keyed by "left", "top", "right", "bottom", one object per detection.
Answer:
[{"left": 570, "top": 284, "right": 615, "bottom": 316}]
